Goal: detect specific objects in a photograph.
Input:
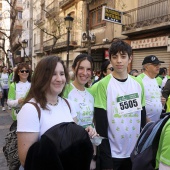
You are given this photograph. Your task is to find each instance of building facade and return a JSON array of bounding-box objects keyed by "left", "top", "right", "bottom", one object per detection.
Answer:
[{"left": 122, "top": 0, "right": 170, "bottom": 74}]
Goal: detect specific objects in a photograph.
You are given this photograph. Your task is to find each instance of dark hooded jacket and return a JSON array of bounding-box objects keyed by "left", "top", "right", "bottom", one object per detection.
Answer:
[{"left": 25, "top": 122, "right": 93, "bottom": 170}]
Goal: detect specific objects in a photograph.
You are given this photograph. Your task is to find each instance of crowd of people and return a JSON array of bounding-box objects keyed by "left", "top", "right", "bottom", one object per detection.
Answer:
[{"left": 0, "top": 38, "right": 170, "bottom": 170}]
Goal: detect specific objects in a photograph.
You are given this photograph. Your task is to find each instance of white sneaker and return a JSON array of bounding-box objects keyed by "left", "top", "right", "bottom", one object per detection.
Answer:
[
  {"left": 8, "top": 106, "right": 11, "bottom": 110},
  {"left": 2, "top": 107, "right": 5, "bottom": 111}
]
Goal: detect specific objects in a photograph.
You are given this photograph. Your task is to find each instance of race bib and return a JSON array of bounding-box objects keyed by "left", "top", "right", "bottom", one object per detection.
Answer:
[{"left": 117, "top": 93, "right": 142, "bottom": 115}]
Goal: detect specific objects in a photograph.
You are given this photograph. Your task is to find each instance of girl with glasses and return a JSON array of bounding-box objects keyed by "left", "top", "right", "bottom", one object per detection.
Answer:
[{"left": 7, "top": 63, "right": 32, "bottom": 121}]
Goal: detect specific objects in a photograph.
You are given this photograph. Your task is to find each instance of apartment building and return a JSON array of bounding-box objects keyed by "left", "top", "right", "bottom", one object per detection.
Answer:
[
  {"left": 21, "top": 0, "right": 170, "bottom": 72},
  {"left": 122, "top": 0, "right": 170, "bottom": 73},
  {"left": 21, "top": 0, "right": 33, "bottom": 65},
  {"left": 0, "top": 0, "right": 10, "bottom": 67},
  {"left": 32, "top": 0, "right": 83, "bottom": 69}
]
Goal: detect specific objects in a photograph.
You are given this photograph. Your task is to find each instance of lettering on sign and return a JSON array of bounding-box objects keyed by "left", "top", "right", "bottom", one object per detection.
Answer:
[
  {"left": 131, "top": 36, "right": 168, "bottom": 49},
  {"left": 102, "top": 6, "right": 122, "bottom": 25}
]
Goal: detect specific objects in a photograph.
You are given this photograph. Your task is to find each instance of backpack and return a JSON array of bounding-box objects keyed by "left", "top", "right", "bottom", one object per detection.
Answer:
[
  {"left": 3, "top": 102, "right": 41, "bottom": 170},
  {"left": 131, "top": 113, "right": 170, "bottom": 170}
]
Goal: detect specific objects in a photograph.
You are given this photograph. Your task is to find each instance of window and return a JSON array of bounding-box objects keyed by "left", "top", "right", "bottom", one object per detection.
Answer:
[
  {"left": 27, "top": 1, "right": 29, "bottom": 8},
  {"left": 90, "top": 5, "right": 106, "bottom": 28},
  {"left": 34, "top": 33, "right": 36, "bottom": 46},
  {"left": 18, "top": 11, "right": 22, "bottom": 19}
]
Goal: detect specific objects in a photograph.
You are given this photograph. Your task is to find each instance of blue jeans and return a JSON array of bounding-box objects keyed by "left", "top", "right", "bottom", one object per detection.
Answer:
[{"left": 1, "top": 89, "right": 8, "bottom": 107}]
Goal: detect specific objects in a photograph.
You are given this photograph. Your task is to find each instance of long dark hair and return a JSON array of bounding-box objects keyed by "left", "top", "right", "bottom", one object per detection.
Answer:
[
  {"left": 14, "top": 63, "right": 32, "bottom": 83},
  {"left": 24, "top": 56, "right": 69, "bottom": 110}
]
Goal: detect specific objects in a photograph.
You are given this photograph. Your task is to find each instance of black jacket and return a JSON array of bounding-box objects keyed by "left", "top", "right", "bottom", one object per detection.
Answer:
[{"left": 25, "top": 122, "right": 93, "bottom": 170}]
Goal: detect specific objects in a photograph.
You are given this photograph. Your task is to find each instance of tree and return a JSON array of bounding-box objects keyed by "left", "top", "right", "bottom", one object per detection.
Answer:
[{"left": 0, "top": 0, "right": 23, "bottom": 67}]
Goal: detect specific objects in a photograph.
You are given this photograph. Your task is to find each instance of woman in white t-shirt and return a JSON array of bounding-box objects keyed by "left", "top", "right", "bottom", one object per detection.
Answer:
[
  {"left": 63, "top": 53, "right": 97, "bottom": 170},
  {"left": 17, "top": 56, "right": 96, "bottom": 169},
  {"left": 7, "top": 63, "right": 32, "bottom": 121}
]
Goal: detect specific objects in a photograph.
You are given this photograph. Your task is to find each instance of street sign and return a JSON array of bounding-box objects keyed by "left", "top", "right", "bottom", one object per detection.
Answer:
[{"left": 102, "top": 6, "right": 122, "bottom": 25}]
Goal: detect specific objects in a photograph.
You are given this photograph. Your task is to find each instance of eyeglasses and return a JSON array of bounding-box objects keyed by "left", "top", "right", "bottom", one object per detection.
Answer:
[
  {"left": 107, "top": 67, "right": 114, "bottom": 71},
  {"left": 19, "top": 70, "right": 29, "bottom": 73}
]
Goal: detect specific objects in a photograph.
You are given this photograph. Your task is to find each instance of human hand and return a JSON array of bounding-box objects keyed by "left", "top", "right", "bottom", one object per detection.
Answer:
[
  {"left": 18, "top": 97, "right": 25, "bottom": 104},
  {"left": 85, "top": 126, "right": 99, "bottom": 138},
  {"left": 90, "top": 159, "right": 96, "bottom": 170}
]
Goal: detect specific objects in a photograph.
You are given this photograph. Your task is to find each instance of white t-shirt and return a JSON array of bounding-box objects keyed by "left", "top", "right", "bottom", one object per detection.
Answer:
[
  {"left": 17, "top": 97, "right": 77, "bottom": 138},
  {"left": 8, "top": 81, "right": 31, "bottom": 108},
  {"left": 94, "top": 74, "right": 144, "bottom": 158},
  {"left": 161, "top": 76, "right": 168, "bottom": 89},
  {"left": 63, "top": 83, "right": 94, "bottom": 128},
  {"left": 1, "top": 73, "right": 9, "bottom": 89},
  {"left": 141, "top": 74, "right": 162, "bottom": 122}
]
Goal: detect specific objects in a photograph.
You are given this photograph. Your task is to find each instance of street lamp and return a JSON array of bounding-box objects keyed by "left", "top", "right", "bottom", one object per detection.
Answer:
[
  {"left": 22, "top": 39, "right": 28, "bottom": 62},
  {"left": 64, "top": 14, "right": 74, "bottom": 68}
]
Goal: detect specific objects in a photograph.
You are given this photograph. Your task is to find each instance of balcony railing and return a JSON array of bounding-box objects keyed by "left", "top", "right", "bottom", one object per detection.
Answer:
[
  {"left": 15, "top": 0, "right": 23, "bottom": 10},
  {"left": 14, "top": 20, "right": 22, "bottom": 30},
  {"left": 34, "top": 13, "right": 45, "bottom": 25},
  {"left": 55, "top": 33, "right": 77, "bottom": 47},
  {"left": 46, "top": 1, "right": 59, "bottom": 18},
  {"left": 122, "top": 0, "right": 170, "bottom": 34},
  {"left": 43, "top": 38, "right": 54, "bottom": 51},
  {"left": 34, "top": 43, "right": 42, "bottom": 53},
  {"left": 59, "top": 0, "right": 73, "bottom": 8}
]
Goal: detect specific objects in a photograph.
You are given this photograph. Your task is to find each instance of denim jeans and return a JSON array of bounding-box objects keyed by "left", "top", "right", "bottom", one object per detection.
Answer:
[{"left": 1, "top": 89, "right": 8, "bottom": 107}]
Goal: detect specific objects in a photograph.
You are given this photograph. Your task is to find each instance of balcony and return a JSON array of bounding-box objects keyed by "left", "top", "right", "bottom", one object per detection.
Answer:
[
  {"left": 34, "top": 13, "right": 45, "bottom": 25},
  {"left": 46, "top": 1, "right": 59, "bottom": 18},
  {"left": 55, "top": 33, "right": 77, "bottom": 48},
  {"left": 122, "top": 0, "right": 170, "bottom": 36},
  {"left": 11, "top": 36, "right": 21, "bottom": 51},
  {"left": 59, "top": 0, "right": 74, "bottom": 8},
  {"left": 43, "top": 38, "right": 54, "bottom": 51},
  {"left": 15, "top": 0, "right": 23, "bottom": 11},
  {"left": 34, "top": 43, "right": 43, "bottom": 53},
  {"left": 14, "top": 20, "right": 22, "bottom": 30}
]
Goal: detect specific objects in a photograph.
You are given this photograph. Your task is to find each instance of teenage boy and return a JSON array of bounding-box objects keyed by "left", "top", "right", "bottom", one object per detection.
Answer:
[{"left": 94, "top": 39, "right": 146, "bottom": 170}]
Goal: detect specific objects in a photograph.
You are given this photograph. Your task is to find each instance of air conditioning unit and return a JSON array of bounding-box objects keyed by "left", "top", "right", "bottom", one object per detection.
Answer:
[{"left": 103, "top": 38, "right": 109, "bottom": 43}]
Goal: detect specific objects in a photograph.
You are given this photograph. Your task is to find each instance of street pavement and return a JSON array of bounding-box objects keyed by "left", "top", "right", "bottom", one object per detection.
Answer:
[{"left": 0, "top": 106, "right": 13, "bottom": 170}]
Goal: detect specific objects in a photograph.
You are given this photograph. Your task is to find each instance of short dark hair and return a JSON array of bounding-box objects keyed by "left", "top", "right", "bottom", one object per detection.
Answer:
[
  {"left": 24, "top": 56, "right": 69, "bottom": 110},
  {"left": 109, "top": 39, "right": 132, "bottom": 59},
  {"left": 129, "top": 69, "right": 139, "bottom": 76},
  {"left": 14, "top": 62, "right": 32, "bottom": 83},
  {"left": 159, "top": 68, "right": 166, "bottom": 75},
  {"left": 72, "top": 53, "right": 94, "bottom": 77}
]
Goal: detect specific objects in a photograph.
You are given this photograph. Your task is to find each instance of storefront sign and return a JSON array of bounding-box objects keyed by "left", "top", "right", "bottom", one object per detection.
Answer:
[
  {"left": 102, "top": 6, "right": 122, "bottom": 25},
  {"left": 131, "top": 36, "right": 168, "bottom": 49}
]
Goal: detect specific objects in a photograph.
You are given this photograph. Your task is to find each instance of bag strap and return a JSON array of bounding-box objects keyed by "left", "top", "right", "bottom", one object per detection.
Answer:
[
  {"left": 63, "top": 98, "right": 71, "bottom": 113},
  {"left": 27, "top": 102, "right": 41, "bottom": 120}
]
